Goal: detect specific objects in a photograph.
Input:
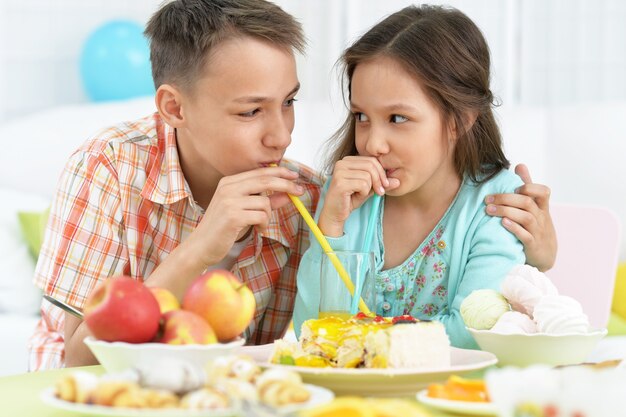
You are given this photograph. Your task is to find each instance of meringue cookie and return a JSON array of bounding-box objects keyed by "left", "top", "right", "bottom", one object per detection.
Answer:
[
  {"left": 491, "top": 311, "right": 537, "bottom": 334},
  {"left": 460, "top": 289, "right": 510, "bottom": 330},
  {"left": 533, "top": 295, "right": 589, "bottom": 334},
  {"left": 135, "top": 358, "right": 206, "bottom": 394},
  {"left": 500, "top": 264, "right": 558, "bottom": 316}
]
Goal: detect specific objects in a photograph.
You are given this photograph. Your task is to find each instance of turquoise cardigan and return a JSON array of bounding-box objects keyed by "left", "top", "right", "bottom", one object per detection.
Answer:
[{"left": 293, "top": 169, "right": 526, "bottom": 348}]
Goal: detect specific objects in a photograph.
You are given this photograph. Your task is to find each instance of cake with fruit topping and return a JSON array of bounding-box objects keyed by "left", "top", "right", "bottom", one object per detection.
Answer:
[{"left": 271, "top": 313, "right": 451, "bottom": 369}]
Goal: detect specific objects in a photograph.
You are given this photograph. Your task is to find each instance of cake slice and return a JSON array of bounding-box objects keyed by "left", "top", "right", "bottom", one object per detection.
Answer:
[
  {"left": 271, "top": 314, "right": 451, "bottom": 369},
  {"left": 364, "top": 321, "right": 451, "bottom": 368}
]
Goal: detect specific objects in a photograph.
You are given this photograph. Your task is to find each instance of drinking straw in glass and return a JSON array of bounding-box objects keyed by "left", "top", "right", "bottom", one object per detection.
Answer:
[{"left": 350, "top": 193, "right": 381, "bottom": 315}]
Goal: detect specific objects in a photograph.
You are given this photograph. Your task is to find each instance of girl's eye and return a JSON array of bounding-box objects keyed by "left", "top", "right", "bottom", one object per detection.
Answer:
[
  {"left": 284, "top": 98, "right": 297, "bottom": 107},
  {"left": 354, "top": 112, "right": 369, "bottom": 122},
  {"left": 390, "top": 114, "right": 408, "bottom": 123},
  {"left": 239, "top": 109, "right": 260, "bottom": 117}
]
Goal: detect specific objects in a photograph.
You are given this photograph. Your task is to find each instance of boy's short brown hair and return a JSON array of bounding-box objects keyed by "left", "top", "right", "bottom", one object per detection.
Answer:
[{"left": 145, "top": 0, "right": 305, "bottom": 92}]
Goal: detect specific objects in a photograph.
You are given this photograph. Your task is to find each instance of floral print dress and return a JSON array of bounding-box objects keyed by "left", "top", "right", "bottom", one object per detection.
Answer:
[{"left": 374, "top": 200, "right": 451, "bottom": 320}]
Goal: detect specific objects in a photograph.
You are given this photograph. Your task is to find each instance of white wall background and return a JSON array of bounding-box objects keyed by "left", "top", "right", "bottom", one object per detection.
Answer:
[{"left": 0, "top": 0, "right": 625, "bottom": 260}]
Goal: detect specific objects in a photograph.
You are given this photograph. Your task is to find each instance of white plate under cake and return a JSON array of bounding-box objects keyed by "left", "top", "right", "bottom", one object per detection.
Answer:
[
  {"left": 265, "top": 347, "right": 496, "bottom": 397},
  {"left": 266, "top": 314, "right": 497, "bottom": 396}
]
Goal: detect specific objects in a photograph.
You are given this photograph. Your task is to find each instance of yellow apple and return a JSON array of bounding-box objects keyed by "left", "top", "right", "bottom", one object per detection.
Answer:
[
  {"left": 182, "top": 269, "right": 256, "bottom": 342},
  {"left": 149, "top": 287, "right": 180, "bottom": 314},
  {"left": 157, "top": 310, "right": 217, "bottom": 345}
]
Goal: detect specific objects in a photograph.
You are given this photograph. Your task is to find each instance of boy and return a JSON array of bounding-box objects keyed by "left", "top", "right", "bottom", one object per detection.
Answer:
[{"left": 29, "top": 0, "right": 321, "bottom": 369}]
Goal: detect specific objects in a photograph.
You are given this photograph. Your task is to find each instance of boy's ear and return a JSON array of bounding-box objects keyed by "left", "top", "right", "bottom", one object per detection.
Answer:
[{"left": 155, "top": 84, "right": 185, "bottom": 128}]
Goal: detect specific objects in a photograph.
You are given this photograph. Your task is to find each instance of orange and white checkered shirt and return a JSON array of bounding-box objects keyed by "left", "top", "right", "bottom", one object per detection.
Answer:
[{"left": 28, "top": 113, "right": 322, "bottom": 370}]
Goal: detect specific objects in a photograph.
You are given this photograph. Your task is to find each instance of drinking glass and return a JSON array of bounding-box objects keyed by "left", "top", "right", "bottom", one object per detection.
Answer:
[{"left": 319, "top": 251, "right": 376, "bottom": 319}]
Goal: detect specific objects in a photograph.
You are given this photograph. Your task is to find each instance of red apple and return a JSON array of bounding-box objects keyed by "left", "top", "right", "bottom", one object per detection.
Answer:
[
  {"left": 149, "top": 287, "right": 180, "bottom": 314},
  {"left": 157, "top": 310, "right": 217, "bottom": 345},
  {"left": 183, "top": 269, "right": 256, "bottom": 342},
  {"left": 84, "top": 276, "right": 161, "bottom": 343}
]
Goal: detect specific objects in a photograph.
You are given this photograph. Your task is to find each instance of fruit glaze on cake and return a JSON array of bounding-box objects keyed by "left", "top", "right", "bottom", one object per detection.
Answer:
[{"left": 271, "top": 313, "right": 451, "bottom": 369}]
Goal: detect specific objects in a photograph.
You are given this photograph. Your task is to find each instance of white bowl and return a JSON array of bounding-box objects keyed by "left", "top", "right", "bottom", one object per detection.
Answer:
[
  {"left": 467, "top": 328, "right": 607, "bottom": 367},
  {"left": 84, "top": 336, "right": 245, "bottom": 373}
]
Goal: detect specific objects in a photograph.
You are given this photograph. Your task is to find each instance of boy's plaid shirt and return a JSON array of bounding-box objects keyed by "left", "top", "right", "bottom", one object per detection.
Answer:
[{"left": 28, "top": 113, "right": 322, "bottom": 370}]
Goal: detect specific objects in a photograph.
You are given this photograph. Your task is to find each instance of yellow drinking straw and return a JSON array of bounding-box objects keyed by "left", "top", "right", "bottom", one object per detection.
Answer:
[{"left": 270, "top": 164, "right": 372, "bottom": 315}]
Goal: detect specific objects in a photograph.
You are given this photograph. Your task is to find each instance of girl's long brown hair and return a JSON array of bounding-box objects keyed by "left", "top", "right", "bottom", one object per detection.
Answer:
[{"left": 325, "top": 4, "right": 509, "bottom": 183}]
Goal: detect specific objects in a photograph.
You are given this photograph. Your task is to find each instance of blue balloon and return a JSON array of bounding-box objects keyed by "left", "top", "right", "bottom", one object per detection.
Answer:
[{"left": 80, "top": 20, "right": 154, "bottom": 102}]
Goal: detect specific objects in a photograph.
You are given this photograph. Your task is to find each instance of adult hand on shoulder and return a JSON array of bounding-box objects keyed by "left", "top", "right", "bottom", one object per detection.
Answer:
[
  {"left": 193, "top": 166, "right": 304, "bottom": 267},
  {"left": 485, "top": 164, "right": 557, "bottom": 271}
]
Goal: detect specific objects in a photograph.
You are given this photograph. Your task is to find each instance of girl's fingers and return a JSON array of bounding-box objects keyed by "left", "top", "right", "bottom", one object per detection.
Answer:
[
  {"left": 337, "top": 156, "right": 388, "bottom": 194},
  {"left": 332, "top": 170, "right": 376, "bottom": 200}
]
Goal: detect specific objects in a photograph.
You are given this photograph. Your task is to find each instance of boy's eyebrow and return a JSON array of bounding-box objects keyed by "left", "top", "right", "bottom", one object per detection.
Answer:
[
  {"left": 286, "top": 83, "right": 301, "bottom": 98},
  {"left": 233, "top": 83, "right": 300, "bottom": 104}
]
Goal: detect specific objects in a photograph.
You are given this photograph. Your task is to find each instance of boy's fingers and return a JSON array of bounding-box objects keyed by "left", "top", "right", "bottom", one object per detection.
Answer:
[
  {"left": 227, "top": 175, "right": 304, "bottom": 197},
  {"left": 486, "top": 193, "right": 535, "bottom": 213},
  {"left": 486, "top": 204, "right": 538, "bottom": 230},
  {"left": 515, "top": 183, "right": 551, "bottom": 211},
  {"left": 514, "top": 163, "right": 533, "bottom": 184},
  {"left": 514, "top": 164, "right": 550, "bottom": 209},
  {"left": 501, "top": 217, "right": 534, "bottom": 246},
  {"left": 220, "top": 166, "right": 299, "bottom": 186},
  {"left": 268, "top": 192, "right": 292, "bottom": 210}
]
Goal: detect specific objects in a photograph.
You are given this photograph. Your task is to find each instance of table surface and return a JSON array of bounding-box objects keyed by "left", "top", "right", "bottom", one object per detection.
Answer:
[{"left": 0, "top": 365, "right": 481, "bottom": 417}]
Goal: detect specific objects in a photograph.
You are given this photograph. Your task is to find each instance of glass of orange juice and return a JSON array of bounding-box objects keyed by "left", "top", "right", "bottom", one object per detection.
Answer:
[{"left": 319, "top": 251, "right": 377, "bottom": 319}]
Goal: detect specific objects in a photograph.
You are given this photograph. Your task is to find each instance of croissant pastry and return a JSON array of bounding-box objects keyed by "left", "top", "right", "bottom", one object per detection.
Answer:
[
  {"left": 180, "top": 387, "right": 230, "bottom": 410},
  {"left": 206, "top": 354, "right": 261, "bottom": 383},
  {"left": 256, "top": 369, "right": 310, "bottom": 407},
  {"left": 215, "top": 378, "right": 259, "bottom": 402},
  {"left": 139, "top": 388, "right": 180, "bottom": 408},
  {"left": 89, "top": 380, "right": 144, "bottom": 407},
  {"left": 54, "top": 371, "right": 99, "bottom": 403}
]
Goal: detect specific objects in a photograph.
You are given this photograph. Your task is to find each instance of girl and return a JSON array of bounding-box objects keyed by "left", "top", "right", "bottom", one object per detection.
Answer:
[{"left": 294, "top": 4, "right": 531, "bottom": 348}]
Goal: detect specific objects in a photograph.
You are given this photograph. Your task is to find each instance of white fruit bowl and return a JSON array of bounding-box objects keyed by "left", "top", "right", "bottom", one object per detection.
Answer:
[
  {"left": 84, "top": 336, "right": 245, "bottom": 373},
  {"left": 467, "top": 327, "right": 607, "bottom": 367}
]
